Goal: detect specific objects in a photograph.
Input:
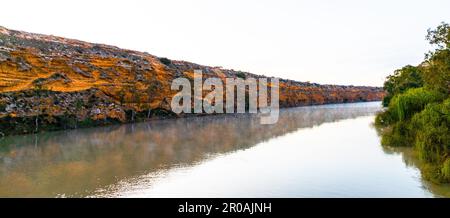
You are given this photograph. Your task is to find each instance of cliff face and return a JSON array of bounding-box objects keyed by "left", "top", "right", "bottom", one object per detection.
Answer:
[{"left": 0, "top": 26, "right": 384, "bottom": 135}]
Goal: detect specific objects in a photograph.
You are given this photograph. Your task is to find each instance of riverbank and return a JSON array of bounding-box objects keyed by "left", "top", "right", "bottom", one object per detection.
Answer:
[
  {"left": 0, "top": 26, "right": 384, "bottom": 136},
  {"left": 0, "top": 91, "right": 381, "bottom": 136}
]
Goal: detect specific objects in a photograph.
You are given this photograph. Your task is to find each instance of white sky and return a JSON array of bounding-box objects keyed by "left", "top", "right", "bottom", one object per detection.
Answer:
[{"left": 1, "top": 0, "right": 449, "bottom": 86}]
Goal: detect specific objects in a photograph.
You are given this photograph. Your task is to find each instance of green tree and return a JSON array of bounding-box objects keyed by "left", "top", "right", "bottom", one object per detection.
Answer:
[
  {"left": 423, "top": 22, "right": 450, "bottom": 95},
  {"left": 426, "top": 22, "right": 450, "bottom": 50},
  {"left": 388, "top": 87, "right": 443, "bottom": 122},
  {"left": 376, "top": 22, "right": 450, "bottom": 184},
  {"left": 382, "top": 65, "right": 424, "bottom": 106}
]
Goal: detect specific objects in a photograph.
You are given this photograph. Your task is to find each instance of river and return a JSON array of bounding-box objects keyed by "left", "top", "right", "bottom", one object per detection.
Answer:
[{"left": 0, "top": 102, "right": 449, "bottom": 197}]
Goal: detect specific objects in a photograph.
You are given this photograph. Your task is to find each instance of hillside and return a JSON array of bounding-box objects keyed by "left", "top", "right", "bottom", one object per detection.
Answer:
[{"left": 0, "top": 26, "right": 384, "bottom": 135}]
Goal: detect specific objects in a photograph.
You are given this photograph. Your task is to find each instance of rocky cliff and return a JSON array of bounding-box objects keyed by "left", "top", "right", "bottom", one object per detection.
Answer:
[{"left": 0, "top": 26, "right": 384, "bottom": 135}]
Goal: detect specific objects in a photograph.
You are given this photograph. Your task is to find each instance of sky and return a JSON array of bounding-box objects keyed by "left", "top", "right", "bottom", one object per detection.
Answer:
[{"left": 1, "top": 0, "right": 449, "bottom": 86}]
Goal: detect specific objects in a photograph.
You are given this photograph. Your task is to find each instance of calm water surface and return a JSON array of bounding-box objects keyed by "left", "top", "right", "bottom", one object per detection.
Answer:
[{"left": 0, "top": 102, "right": 449, "bottom": 197}]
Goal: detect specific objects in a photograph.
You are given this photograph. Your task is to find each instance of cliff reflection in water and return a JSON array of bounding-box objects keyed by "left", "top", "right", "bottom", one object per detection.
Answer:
[{"left": 0, "top": 102, "right": 380, "bottom": 197}]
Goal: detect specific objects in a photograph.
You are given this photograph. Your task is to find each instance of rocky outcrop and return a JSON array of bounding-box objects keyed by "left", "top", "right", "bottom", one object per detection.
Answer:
[{"left": 0, "top": 26, "right": 385, "bottom": 135}]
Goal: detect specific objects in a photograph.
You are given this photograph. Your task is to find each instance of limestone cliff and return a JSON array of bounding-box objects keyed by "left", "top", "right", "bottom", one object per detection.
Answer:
[{"left": 0, "top": 26, "right": 384, "bottom": 135}]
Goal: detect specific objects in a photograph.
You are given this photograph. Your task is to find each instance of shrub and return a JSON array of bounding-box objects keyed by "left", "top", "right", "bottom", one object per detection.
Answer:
[
  {"left": 0, "top": 102, "right": 6, "bottom": 112},
  {"left": 442, "top": 159, "right": 450, "bottom": 182},
  {"left": 388, "top": 87, "right": 443, "bottom": 122},
  {"left": 159, "top": 57, "right": 172, "bottom": 66},
  {"left": 411, "top": 99, "right": 450, "bottom": 163},
  {"left": 380, "top": 120, "right": 415, "bottom": 147},
  {"left": 236, "top": 71, "right": 246, "bottom": 79},
  {"left": 375, "top": 109, "right": 396, "bottom": 126},
  {"left": 382, "top": 95, "right": 393, "bottom": 108}
]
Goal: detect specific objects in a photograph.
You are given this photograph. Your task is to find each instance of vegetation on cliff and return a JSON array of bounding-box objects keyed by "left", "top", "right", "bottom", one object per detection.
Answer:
[
  {"left": 0, "top": 26, "right": 384, "bottom": 136},
  {"left": 376, "top": 23, "right": 450, "bottom": 183}
]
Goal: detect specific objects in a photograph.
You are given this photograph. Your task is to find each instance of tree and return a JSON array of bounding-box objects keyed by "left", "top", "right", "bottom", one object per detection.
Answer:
[
  {"left": 382, "top": 65, "right": 424, "bottom": 106},
  {"left": 130, "top": 86, "right": 141, "bottom": 122},
  {"left": 424, "top": 22, "right": 450, "bottom": 95},
  {"left": 426, "top": 22, "right": 450, "bottom": 50},
  {"left": 33, "top": 83, "right": 45, "bottom": 133},
  {"left": 74, "top": 99, "right": 84, "bottom": 128}
]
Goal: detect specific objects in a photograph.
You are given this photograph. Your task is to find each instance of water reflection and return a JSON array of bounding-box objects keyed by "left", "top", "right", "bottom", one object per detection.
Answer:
[
  {"left": 0, "top": 102, "right": 379, "bottom": 197},
  {"left": 380, "top": 146, "right": 450, "bottom": 197},
  {"left": 1, "top": 102, "right": 447, "bottom": 197}
]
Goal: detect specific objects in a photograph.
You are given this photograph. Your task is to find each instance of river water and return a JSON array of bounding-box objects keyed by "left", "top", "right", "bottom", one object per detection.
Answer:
[{"left": 0, "top": 102, "right": 449, "bottom": 197}]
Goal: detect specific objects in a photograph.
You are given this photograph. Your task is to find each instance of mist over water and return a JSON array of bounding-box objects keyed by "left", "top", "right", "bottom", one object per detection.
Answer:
[{"left": 0, "top": 102, "right": 448, "bottom": 197}]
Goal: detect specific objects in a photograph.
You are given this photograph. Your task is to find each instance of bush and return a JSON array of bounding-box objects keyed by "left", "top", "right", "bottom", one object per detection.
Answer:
[
  {"left": 0, "top": 102, "right": 6, "bottom": 112},
  {"left": 380, "top": 120, "right": 415, "bottom": 147},
  {"left": 407, "top": 99, "right": 450, "bottom": 183},
  {"left": 388, "top": 87, "right": 443, "bottom": 122},
  {"left": 159, "top": 57, "right": 172, "bottom": 66},
  {"left": 411, "top": 99, "right": 450, "bottom": 163},
  {"left": 382, "top": 95, "right": 393, "bottom": 108},
  {"left": 375, "top": 109, "right": 396, "bottom": 126},
  {"left": 442, "top": 159, "right": 450, "bottom": 182},
  {"left": 236, "top": 71, "right": 246, "bottom": 79}
]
